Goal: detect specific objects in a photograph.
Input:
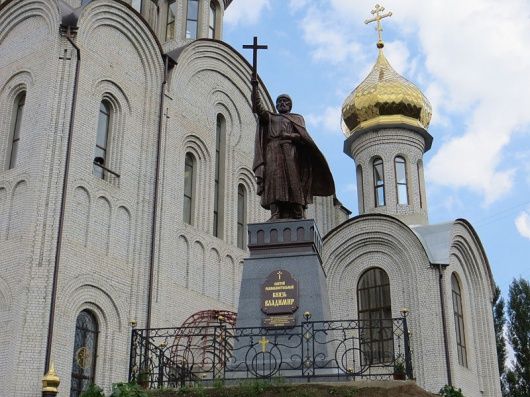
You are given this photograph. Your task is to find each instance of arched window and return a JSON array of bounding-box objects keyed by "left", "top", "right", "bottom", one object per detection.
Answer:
[
  {"left": 394, "top": 156, "right": 408, "bottom": 205},
  {"left": 373, "top": 158, "right": 385, "bottom": 207},
  {"left": 166, "top": 0, "right": 176, "bottom": 40},
  {"left": 183, "top": 153, "right": 195, "bottom": 225},
  {"left": 131, "top": 0, "right": 142, "bottom": 12},
  {"left": 417, "top": 160, "right": 424, "bottom": 208},
  {"left": 70, "top": 310, "right": 98, "bottom": 397},
  {"left": 213, "top": 114, "right": 225, "bottom": 237},
  {"left": 237, "top": 184, "right": 247, "bottom": 249},
  {"left": 451, "top": 273, "right": 467, "bottom": 367},
  {"left": 356, "top": 164, "right": 364, "bottom": 213},
  {"left": 208, "top": 1, "right": 217, "bottom": 39},
  {"left": 7, "top": 92, "right": 25, "bottom": 170},
  {"left": 357, "top": 268, "right": 393, "bottom": 364},
  {"left": 93, "top": 101, "right": 111, "bottom": 179},
  {"left": 186, "top": 0, "right": 199, "bottom": 39}
]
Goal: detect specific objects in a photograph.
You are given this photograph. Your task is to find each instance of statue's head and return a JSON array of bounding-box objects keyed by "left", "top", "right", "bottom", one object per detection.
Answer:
[{"left": 276, "top": 94, "right": 292, "bottom": 114}]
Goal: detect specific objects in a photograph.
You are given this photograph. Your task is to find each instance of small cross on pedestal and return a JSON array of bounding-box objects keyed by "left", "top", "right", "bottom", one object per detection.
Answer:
[
  {"left": 365, "top": 4, "right": 393, "bottom": 49},
  {"left": 259, "top": 336, "right": 269, "bottom": 353},
  {"left": 277, "top": 270, "right": 283, "bottom": 280}
]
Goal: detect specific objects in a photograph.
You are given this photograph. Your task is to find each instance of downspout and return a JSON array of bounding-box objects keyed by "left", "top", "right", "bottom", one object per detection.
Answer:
[
  {"left": 437, "top": 263, "right": 452, "bottom": 386},
  {"left": 44, "top": 25, "right": 80, "bottom": 373},
  {"left": 146, "top": 55, "right": 169, "bottom": 330}
]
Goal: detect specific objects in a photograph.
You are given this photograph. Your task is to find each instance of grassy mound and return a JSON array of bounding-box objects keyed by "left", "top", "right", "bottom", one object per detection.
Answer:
[{"left": 146, "top": 380, "right": 437, "bottom": 397}]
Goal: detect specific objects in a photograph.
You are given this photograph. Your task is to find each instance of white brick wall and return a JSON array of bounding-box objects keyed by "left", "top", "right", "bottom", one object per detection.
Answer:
[
  {"left": 323, "top": 215, "right": 501, "bottom": 396},
  {"left": 0, "top": 1, "right": 501, "bottom": 397}
]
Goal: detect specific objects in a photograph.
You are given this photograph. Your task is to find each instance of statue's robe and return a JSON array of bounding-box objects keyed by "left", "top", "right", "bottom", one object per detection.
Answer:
[{"left": 253, "top": 109, "right": 335, "bottom": 210}]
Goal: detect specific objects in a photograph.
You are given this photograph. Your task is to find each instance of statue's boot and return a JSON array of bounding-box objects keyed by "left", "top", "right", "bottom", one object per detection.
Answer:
[
  {"left": 268, "top": 203, "right": 280, "bottom": 221},
  {"left": 292, "top": 204, "right": 305, "bottom": 219}
]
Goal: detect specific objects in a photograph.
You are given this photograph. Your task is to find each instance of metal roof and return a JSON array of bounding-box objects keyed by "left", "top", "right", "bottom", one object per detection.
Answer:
[{"left": 410, "top": 222, "right": 453, "bottom": 265}]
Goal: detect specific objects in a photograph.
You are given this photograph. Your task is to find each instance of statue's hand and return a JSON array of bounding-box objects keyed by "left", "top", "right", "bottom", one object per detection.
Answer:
[{"left": 285, "top": 133, "right": 301, "bottom": 143}]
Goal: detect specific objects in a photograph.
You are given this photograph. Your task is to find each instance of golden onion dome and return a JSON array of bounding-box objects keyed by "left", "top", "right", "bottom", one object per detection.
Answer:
[{"left": 341, "top": 49, "right": 432, "bottom": 136}]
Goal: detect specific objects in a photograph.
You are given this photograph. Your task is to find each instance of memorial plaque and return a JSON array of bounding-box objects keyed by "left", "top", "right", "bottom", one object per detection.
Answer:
[
  {"left": 261, "top": 269, "right": 298, "bottom": 315},
  {"left": 262, "top": 314, "right": 295, "bottom": 328}
]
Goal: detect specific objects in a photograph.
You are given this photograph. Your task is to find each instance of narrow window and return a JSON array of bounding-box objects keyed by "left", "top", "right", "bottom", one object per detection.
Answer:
[
  {"left": 131, "top": 0, "right": 142, "bottom": 12},
  {"left": 395, "top": 156, "right": 408, "bottom": 205},
  {"left": 183, "top": 153, "right": 195, "bottom": 225},
  {"left": 357, "top": 268, "right": 393, "bottom": 364},
  {"left": 208, "top": 1, "right": 217, "bottom": 39},
  {"left": 373, "top": 158, "right": 385, "bottom": 207},
  {"left": 70, "top": 310, "right": 98, "bottom": 397},
  {"left": 213, "top": 114, "right": 225, "bottom": 237},
  {"left": 356, "top": 164, "right": 364, "bottom": 213},
  {"left": 7, "top": 92, "right": 25, "bottom": 170},
  {"left": 417, "top": 160, "right": 423, "bottom": 208},
  {"left": 93, "top": 101, "right": 111, "bottom": 179},
  {"left": 237, "top": 184, "right": 246, "bottom": 249},
  {"left": 451, "top": 273, "right": 468, "bottom": 367},
  {"left": 166, "top": 0, "right": 176, "bottom": 40},
  {"left": 186, "top": 0, "right": 199, "bottom": 39}
]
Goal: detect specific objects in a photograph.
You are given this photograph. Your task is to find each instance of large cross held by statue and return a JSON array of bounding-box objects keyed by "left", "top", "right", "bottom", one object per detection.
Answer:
[{"left": 243, "top": 36, "right": 268, "bottom": 83}]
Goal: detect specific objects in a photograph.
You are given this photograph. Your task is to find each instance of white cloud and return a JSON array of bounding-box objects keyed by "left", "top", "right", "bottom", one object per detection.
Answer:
[
  {"left": 515, "top": 211, "right": 530, "bottom": 240},
  {"left": 291, "top": 0, "right": 530, "bottom": 204},
  {"left": 299, "top": 8, "right": 363, "bottom": 65},
  {"left": 383, "top": 40, "right": 411, "bottom": 76},
  {"left": 288, "top": 0, "right": 309, "bottom": 12},
  {"left": 224, "top": 0, "right": 270, "bottom": 26},
  {"left": 306, "top": 106, "right": 342, "bottom": 134}
]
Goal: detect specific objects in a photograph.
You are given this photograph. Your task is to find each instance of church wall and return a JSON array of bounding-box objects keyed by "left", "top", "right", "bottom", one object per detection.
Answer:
[
  {"left": 445, "top": 221, "right": 500, "bottom": 397},
  {"left": 151, "top": 40, "right": 268, "bottom": 328},
  {"left": 0, "top": 1, "right": 78, "bottom": 395},
  {"left": 323, "top": 215, "right": 450, "bottom": 394},
  {"left": 42, "top": 1, "right": 165, "bottom": 394},
  {"left": 0, "top": 3, "right": 501, "bottom": 397},
  {"left": 307, "top": 196, "right": 350, "bottom": 236}
]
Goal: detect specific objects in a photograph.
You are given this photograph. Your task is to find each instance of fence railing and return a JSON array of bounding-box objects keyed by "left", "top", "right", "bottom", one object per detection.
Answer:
[{"left": 129, "top": 317, "right": 412, "bottom": 388}]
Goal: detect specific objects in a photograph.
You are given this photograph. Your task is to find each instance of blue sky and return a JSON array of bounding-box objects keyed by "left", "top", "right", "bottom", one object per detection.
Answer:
[{"left": 223, "top": 0, "right": 530, "bottom": 298}]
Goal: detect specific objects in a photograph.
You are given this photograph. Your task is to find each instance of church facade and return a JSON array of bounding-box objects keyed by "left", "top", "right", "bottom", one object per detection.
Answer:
[{"left": 0, "top": 1, "right": 499, "bottom": 397}]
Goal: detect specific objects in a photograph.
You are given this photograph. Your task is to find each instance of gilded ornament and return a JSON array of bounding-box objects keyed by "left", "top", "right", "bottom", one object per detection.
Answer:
[{"left": 342, "top": 5, "right": 432, "bottom": 136}]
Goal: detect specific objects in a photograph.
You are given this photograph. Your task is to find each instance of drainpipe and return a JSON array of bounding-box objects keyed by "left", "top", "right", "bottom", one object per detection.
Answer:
[
  {"left": 146, "top": 55, "right": 170, "bottom": 330},
  {"left": 44, "top": 25, "right": 80, "bottom": 374},
  {"left": 437, "top": 264, "right": 452, "bottom": 386}
]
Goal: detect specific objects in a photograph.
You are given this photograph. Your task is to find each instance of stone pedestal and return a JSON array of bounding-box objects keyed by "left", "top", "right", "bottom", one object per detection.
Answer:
[
  {"left": 236, "top": 219, "right": 331, "bottom": 328},
  {"left": 229, "top": 219, "right": 332, "bottom": 377}
]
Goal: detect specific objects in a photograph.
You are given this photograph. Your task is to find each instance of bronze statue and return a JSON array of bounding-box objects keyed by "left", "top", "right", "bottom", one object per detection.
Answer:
[
  {"left": 244, "top": 36, "right": 334, "bottom": 220},
  {"left": 251, "top": 84, "right": 335, "bottom": 220}
]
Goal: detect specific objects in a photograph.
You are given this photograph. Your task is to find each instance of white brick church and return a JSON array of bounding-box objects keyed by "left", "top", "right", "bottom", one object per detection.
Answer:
[{"left": 0, "top": 0, "right": 500, "bottom": 396}]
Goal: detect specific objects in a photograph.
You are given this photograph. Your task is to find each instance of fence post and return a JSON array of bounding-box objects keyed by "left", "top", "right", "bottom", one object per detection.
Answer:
[
  {"left": 158, "top": 345, "right": 164, "bottom": 388},
  {"left": 128, "top": 327, "right": 137, "bottom": 383},
  {"left": 402, "top": 316, "right": 413, "bottom": 379}
]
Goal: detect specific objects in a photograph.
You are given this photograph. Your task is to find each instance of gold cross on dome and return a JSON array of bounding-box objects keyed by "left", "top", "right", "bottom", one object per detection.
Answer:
[
  {"left": 365, "top": 4, "right": 393, "bottom": 49},
  {"left": 259, "top": 336, "right": 269, "bottom": 352},
  {"left": 277, "top": 270, "right": 283, "bottom": 280}
]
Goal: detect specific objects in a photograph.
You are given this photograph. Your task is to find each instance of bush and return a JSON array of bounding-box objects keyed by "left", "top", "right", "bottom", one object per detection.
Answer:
[
  {"left": 80, "top": 384, "right": 105, "bottom": 397},
  {"left": 110, "top": 382, "right": 149, "bottom": 397},
  {"left": 439, "top": 385, "right": 464, "bottom": 397}
]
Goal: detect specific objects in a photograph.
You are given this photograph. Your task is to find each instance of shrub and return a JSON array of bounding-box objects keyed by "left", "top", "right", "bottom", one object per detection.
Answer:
[
  {"left": 80, "top": 384, "right": 105, "bottom": 397},
  {"left": 439, "top": 385, "right": 464, "bottom": 397},
  {"left": 110, "top": 382, "right": 148, "bottom": 397}
]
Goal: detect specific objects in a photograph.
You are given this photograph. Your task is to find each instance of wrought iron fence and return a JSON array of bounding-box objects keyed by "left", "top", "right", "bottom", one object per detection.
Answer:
[{"left": 129, "top": 317, "right": 412, "bottom": 388}]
